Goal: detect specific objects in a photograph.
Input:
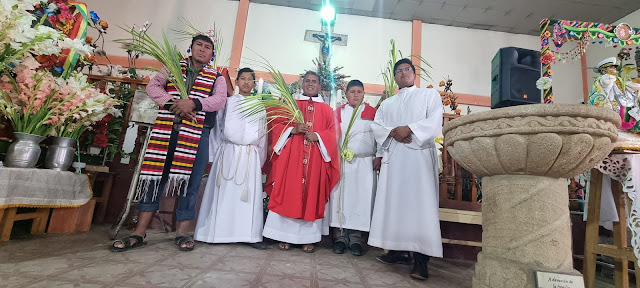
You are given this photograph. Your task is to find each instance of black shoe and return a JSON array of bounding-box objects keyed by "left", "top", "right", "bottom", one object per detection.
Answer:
[
  {"left": 251, "top": 242, "right": 267, "bottom": 250},
  {"left": 376, "top": 250, "right": 412, "bottom": 265},
  {"left": 410, "top": 253, "right": 430, "bottom": 280},
  {"left": 350, "top": 243, "right": 362, "bottom": 256},
  {"left": 333, "top": 242, "right": 346, "bottom": 254}
]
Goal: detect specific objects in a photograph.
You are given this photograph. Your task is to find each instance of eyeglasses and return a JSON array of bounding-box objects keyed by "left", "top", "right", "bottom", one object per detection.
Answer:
[{"left": 395, "top": 67, "right": 413, "bottom": 75}]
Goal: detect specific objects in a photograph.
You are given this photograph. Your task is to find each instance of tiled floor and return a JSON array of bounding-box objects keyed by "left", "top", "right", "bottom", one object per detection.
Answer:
[{"left": 0, "top": 225, "right": 475, "bottom": 288}]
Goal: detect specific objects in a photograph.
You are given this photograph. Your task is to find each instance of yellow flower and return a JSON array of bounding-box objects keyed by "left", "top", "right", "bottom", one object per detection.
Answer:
[
  {"left": 427, "top": 84, "right": 433, "bottom": 88},
  {"left": 439, "top": 80, "right": 445, "bottom": 87},
  {"left": 434, "top": 136, "right": 444, "bottom": 145},
  {"left": 455, "top": 108, "right": 461, "bottom": 114}
]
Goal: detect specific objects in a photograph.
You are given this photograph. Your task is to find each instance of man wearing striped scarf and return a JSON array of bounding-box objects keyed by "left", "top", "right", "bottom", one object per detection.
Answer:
[{"left": 110, "top": 34, "right": 227, "bottom": 252}]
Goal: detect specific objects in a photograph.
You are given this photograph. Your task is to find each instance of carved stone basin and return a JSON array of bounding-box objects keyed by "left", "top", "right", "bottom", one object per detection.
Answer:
[{"left": 442, "top": 104, "right": 620, "bottom": 288}]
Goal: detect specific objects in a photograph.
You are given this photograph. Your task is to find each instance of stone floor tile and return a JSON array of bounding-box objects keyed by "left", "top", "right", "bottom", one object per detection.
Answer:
[
  {"left": 189, "top": 270, "right": 257, "bottom": 288},
  {"left": 263, "top": 259, "right": 313, "bottom": 278},
  {"left": 271, "top": 249, "right": 314, "bottom": 263},
  {"left": 317, "top": 280, "right": 367, "bottom": 288},
  {"left": 0, "top": 255, "right": 94, "bottom": 276},
  {"left": 226, "top": 245, "right": 273, "bottom": 259},
  {"left": 362, "top": 270, "right": 416, "bottom": 287},
  {"left": 158, "top": 249, "right": 222, "bottom": 269},
  {"left": 54, "top": 261, "right": 145, "bottom": 283},
  {"left": 117, "top": 264, "right": 202, "bottom": 288},
  {"left": 27, "top": 278, "right": 110, "bottom": 288},
  {"left": 256, "top": 275, "right": 313, "bottom": 288},
  {"left": 213, "top": 255, "right": 268, "bottom": 273},
  {"left": 102, "top": 245, "right": 178, "bottom": 264},
  {"left": 315, "top": 264, "right": 362, "bottom": 283},
  {"left": 0, "top": 273, "right": 43, "bottom": 288}
]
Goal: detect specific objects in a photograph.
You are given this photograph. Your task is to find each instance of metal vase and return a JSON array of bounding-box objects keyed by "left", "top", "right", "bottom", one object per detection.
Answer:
[
  {"left": 44, "top": 136, "right": 77, "bottom": 171},
  {"left": 4, "top": 132, "right": 46, "bottom": 168}
]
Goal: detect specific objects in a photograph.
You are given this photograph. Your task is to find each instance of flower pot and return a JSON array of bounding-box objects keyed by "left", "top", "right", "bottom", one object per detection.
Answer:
[
  {"left": 88, "top": 146, "right": 102, "bottom": 155},
  {"left": 44, "top": 136, "right": 77, "bottom": 171},
  {"left": 4, "top": 132, "right": 46, "bottom": 168}
]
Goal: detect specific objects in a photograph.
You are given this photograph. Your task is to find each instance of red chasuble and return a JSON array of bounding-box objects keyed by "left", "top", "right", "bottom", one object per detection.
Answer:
[{"left": 265, "top": 98, "right": 340, "bottom": 221}]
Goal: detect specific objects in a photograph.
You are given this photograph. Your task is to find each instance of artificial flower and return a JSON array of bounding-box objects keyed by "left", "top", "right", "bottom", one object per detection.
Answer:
[
  {"left": 536, "top": 77, "right": 552, "bottom": 90},
  {"left": 58, "top": 37, "right": 94, "bottom": 56},
  {"left": 540, "top": 51, "right": 556, "bottom": 65},
  {"left": 98, "top": 20, "right": 108, "bottom": 29},
  {"left": 89, "top": 10, "right": 99, "bottom": 25},
  {"left": 341, "top": 149, "right": 354, "bottom": 162}
]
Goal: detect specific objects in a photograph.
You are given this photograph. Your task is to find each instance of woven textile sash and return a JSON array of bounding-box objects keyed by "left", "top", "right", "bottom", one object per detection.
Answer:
[{"left": 137, "top": 59, "right": 217, "bottom": 201}]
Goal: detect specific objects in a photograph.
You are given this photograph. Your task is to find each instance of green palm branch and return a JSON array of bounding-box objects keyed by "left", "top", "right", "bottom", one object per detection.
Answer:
[
  {"left": 376, "top": 39, "right": 433, "bottom": 108},
  {"left": 238, "top": 55, "right": 304, "bottom": 130},
  {"left": 339, "top": 98, "right": 364, "bottom": 162},
  {"left": 115, "top": 27, "right": 188, "bottom": 99}
]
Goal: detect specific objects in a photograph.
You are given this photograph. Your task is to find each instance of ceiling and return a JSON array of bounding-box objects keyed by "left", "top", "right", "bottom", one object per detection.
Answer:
[{"left": 246, "top": 0, "right": 640, "bottom": 35}]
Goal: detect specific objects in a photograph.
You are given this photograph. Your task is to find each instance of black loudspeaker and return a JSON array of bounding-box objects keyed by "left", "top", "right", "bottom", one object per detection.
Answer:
[{"left": 491, "top": 47, "right": 541, "bottom": 109}]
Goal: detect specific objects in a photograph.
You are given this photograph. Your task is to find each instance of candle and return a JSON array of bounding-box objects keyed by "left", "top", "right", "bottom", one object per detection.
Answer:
[
  {"left": 257, "top": 78, "right": 264, "bottom": 94},
  {"left": 234, "top": 85, "right": 239, "bottom": 95}
]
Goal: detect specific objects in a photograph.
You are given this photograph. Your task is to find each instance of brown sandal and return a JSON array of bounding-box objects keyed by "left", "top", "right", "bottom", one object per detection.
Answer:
[
  {"left": 278, "top": 242, "right": 291, "bottom": 251},
  {"left": 302, "top": 244, "right": 315, "bottom": 253}
]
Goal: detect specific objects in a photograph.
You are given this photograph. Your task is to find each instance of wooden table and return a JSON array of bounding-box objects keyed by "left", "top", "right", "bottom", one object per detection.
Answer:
[
  {"left": 0, "top": 168, "right": 92, "bottom": 241},
  {"left": 584, "top": 167, "right": 640, "bottom": 288}
]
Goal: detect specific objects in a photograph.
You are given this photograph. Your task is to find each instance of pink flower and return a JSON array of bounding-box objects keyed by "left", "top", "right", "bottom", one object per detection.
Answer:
[
  {"left": 0, "top": 83, "right": 12, "bottom": 91},
  {"left": 21, "top": 55, "right": 41, "bottom": 70}
]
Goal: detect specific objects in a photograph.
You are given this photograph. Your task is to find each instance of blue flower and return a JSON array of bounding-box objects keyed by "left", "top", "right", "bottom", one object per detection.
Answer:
[
  {"left": 89, "top": 11, "right": 100, "bottom": 25},
  {"left": 54, "top": 67, "right": 65, "bottom": 74}
]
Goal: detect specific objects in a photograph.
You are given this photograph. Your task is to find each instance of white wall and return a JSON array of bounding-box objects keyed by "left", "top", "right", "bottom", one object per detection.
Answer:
[
  {"left": 82, "top": 0, "right": 238, "bottom": 66},
  {"left": 242, "top": 3, "right": 411, "bottom": 85},
  {"left": 421, "top": 23, "right": 583, "bottom": 104}
]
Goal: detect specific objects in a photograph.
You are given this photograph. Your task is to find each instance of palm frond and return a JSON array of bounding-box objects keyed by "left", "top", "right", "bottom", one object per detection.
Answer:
[
  {"left": 115, "top": 26, "right": 188, "bottom": 99},
  {"left": 238, "top": 53, "right": 303, "bottom": 127},
  {"left": 340, "top": 98, "right": 363, "bottom": 152},
  {"left": 410, "top": 54, "right": 433, "bottom": 82},
  {"left": 376, "top": 39, "right": 433, "bottom": 108}
]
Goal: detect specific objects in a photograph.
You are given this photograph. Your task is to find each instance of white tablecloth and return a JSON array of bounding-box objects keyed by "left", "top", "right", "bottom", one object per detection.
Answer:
[{"left": 0, "top": 167, "right": 92, "bottom": 208}]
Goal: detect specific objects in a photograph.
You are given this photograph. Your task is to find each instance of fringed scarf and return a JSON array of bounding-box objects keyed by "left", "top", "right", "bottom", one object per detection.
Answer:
[{"left": 137, "top": 59, "right": 218, "bottom": 201}]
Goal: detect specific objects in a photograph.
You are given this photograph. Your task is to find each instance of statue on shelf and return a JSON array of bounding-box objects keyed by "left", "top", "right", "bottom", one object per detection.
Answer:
[{"left": 588, "top": 57, "right": 640, "bottom": 132}]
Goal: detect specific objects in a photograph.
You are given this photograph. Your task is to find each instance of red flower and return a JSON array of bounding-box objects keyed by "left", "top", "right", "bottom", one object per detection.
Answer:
[
  {"left": 92, "top": 134, "right": 109, "bottom": 148},
  {"left": 540, "top": 51, "right": 556, "bottom": 65}
]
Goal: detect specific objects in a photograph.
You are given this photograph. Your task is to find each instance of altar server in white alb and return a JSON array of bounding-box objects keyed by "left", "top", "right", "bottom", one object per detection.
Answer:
[
  {"left": 194, "top": 67, "right": 267, "bottom": 248},
  {"left": 368, "top": 58, "right": 443, "bottom": 280},
  {"left": 328, "top": 80, "right": 381, "bottom": 256}
]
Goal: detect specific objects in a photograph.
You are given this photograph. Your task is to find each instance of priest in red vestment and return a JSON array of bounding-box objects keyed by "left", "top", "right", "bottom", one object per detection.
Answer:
[{"left": 262, "top": 71, "right": 340, "bottom": 253}]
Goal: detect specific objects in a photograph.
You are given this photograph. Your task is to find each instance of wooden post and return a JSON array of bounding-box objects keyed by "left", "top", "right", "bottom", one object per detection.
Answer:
[
  {"left": 612, "top": 180, "right": 629, "bottom": 288},
  {"left": 0, "top": 207, "right": 17, "bottom": 241},
  {"left": 584, "top": 168, "right": 604, "bottom": 288}
]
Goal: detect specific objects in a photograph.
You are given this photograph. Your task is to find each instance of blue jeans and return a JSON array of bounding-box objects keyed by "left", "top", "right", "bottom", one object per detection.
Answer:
[{"left": 137, "top": 127, "right": 210, "bottom": 222}]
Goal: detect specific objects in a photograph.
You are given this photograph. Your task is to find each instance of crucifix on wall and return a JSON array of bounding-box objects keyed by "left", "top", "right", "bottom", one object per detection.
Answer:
[{"left": 304, "top": 25, "right": 348, "bottom": 62}]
